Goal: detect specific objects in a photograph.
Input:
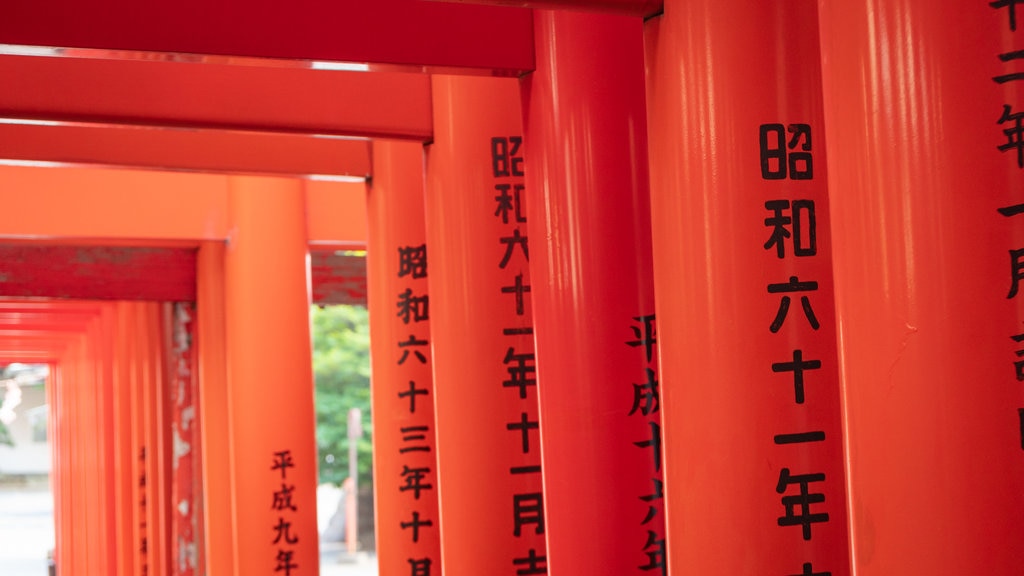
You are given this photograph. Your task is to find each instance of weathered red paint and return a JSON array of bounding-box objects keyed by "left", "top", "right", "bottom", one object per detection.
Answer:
[
  {"left": 309, "top": 251, "right": 368, "bottom": 306},
  {"left": 170, "top": 303, "right": 198, "bottom": 576},
  {"left": 0, "top": 244, "right": 367, "bottom": 305},
  {"left": 0, "top": 245, "right": 198, "bottom": 301}
]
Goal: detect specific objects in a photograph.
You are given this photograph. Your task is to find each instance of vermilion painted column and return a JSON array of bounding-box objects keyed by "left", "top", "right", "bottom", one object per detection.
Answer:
[
  {"left": 92, "top": 304, "right": 119, "bottom": 576},
  {"left": 140, "top": 302, "right": 171, "bottom": 576},
  {"left": 367, "top": 140, "right": 442, "bottom": 576},
  {"left": 64, "top": 333, "right": 89, "bottom": 573},
  {"left": 47, "top": 357, "right": 66, "bottom": 573},
  {"left": 645, "top": 2, "right": 850, "bottom": 574},
  {"left": 196, "top": 240, "right": 233, "bottom": 576},
  {"left": 53, "top": 307, "right": 120, "bottom": 576},
  {"left": 78, "top": 316, "right": 112, "bottom": 576},
  {"left": 56, "top": 338, "right": 78, "bottom": 573},
  {"left": 112, "top": 302, "right": 138, "bottom": 576},
  {"left": 818, "top": 1, "right": 1024, "bottom": 572},
  {"left": 522, "top": 10, "right": 664, "bottom": 575},
  {"left": 78, "top": 327, "right": 102, "bottom": 574},
  {"left": 129, "top": 303, "right": 152, "bottom": 576},
  {"left": 158, "top": 303, "right": 174, "bottom": 576},
  {"left": 131, "top": 302, "right": 163, "bottom": 576},
  {"left": 225, "top": 176, "right": 319, "bottom": 576},
  {"left": 426, "top": 75, "right": 547, "bottom": 575}
]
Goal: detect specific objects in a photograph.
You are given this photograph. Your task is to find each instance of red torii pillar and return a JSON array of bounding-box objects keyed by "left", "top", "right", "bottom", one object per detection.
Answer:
[
  {"left": 224, "top": 176, "right": 320, "bottom": 576},
  {"left": 111, "top": 302, "right": 137, "bottom": 576},
  {"left": 196, "top": 241, "right": 234, "bottom": 576},
  {"left": 44, "top": 301, "right": 172, "bottom": 576},
  {"left": 818, "top": 1, "right": 1024, "bottom": 571},
  {"left": 425, "top": 75, "right": 547, "bottom": 575},
  {"left": 522, "top": 9, "right": 665, "bottom": 575},
  {"left": 645, "top": 1, "right": 850, "bottom": 574},
  {"left": 124, "top": 301, "right": 173, "bottom": 576},
  {"left": 367, "top": 140, "right": 443, "bottom": 576}
]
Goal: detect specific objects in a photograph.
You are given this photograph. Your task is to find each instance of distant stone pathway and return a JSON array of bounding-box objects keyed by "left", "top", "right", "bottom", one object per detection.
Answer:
[{"left": 0, "top": 487, "right": 53, "bottom": 576}]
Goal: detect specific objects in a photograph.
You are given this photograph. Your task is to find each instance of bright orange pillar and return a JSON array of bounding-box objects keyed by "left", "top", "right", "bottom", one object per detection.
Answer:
[
  {"left": 196, "top": 240, "right": 234, "bottom": 576},
  {"left": 817, "top": 1, "right": 1024, "bottom": 572},
  {"left": 150, "top": 303, "right": 173, "bottom": 576},
  {"left": 645, "top": 2, "right": 850, "bottom": 574},
  {"left": 128, "top": 302, "right": 151, "bottom": 576},
  {"left": 58, "top": 353, "right": 76, "bottom": 574},
  {"left": 57, "top": 338, "right": 79, "bottom": 573},
  {"left": 367, "top": 140, "right": 442, "bottom": 576},
  {"left": 78, "top": 327, "right": 102, "bottom": 574},
  {"left": 65, "top": 332, "right": 91, "bottom": 574},
  {"left": 47, "top": 358, "right": 65, "bottom": 573},
  {"left": 425, "top": 75, "right": 547, "bottom": 575},
  {"left": 69, "top": 315, "right": 99, "bottom": 574},
  {"left": 47, "top": 303, "right": 123, "bottom": 575},
  {"left": 127, "top": 301, "right": 170, "bottom": 576},
  {"left": 522, "top": 10, "right": 664, "bottom": 575},
  {"left": 112, "top": 302, "right": 138, "bottom": 576},
  {"left": 224, "top": 176, "right": 319, "bottom": 576},
  {"left": 91, "top": 304, "right": 119, "bottom": 576}
]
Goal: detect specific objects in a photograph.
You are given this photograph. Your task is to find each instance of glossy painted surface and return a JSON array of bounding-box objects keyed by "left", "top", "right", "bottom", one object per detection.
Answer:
[
  {"left": 0, "top": 54, "right": 432, "bottom": 141},
  {"left": 224, "top": 176, "right": 319, "bottom": 576},
  {"left": 523, "top": 10, "right": 663, "bottom": 576},
  {"left": 367, "top": 140, "right": 442, "bottom": 576},
  {"left": 140, "top": 301, "right": 172, "bottom": 576},
  {"left": 196, "top": 241, "right": 235, "bottom": 576},
  {"left": 435, "top": 0, "right": 662, "bottom": 17},
  {"left": 425, "top": 75, "right": 546, "bottom": 575},
  {"left": 818, "top": 0, "right": 1024, "bottom": 572},
  {"left": 0, "top": 0, "right": 534, "bottom": 72},
  {"left": 0, "top": 120, "right": 373, "bottom": 177},
  {"left": 111, "top": 303, "right": 135, "bottom": 576},
  {"left": 645, "top": 1, "right": 850, "bottom": 573}
]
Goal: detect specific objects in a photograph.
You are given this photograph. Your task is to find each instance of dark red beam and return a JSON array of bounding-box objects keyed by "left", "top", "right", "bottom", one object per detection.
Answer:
[
  {"left": 0, "top": 245, "right": 198, "bottom": 302},
  {"left": 310, "top": 251, "right": 368, "bottom": 306},
  {"left": 0, "top": 0, "right": 534, "bottom": 73},
  {"left": 430, "top": 0, "right": 661, "bottom": 17},
  {"left": 0, "top": 122, "right": 371, "bottom": 177}
]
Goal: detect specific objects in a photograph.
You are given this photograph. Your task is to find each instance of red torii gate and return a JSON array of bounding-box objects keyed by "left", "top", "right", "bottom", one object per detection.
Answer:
[{"left": 1, "top": 1, "right": 1023, "bottom": 576}]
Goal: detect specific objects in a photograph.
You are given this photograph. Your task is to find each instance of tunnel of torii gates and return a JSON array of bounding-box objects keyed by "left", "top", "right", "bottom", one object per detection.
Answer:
[{"left": 0, "top": 0, "right": 1022, "bottom": 575}]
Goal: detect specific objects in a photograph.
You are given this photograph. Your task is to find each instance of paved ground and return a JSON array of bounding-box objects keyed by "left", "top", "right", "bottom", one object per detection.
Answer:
[
  {"left": 0, "top": 488, "right": 53, "bottom": 576},
  {"left": 0, "top": 487, "right": 378, "bottom": 576},
  {"left": 320, "top": 544, "right": 379, "bottom": 576}
]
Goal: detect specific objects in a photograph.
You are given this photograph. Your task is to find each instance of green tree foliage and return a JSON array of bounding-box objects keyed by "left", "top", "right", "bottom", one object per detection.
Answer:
[{"left": 312, "top": 304, "right": 373, "bottom": 485}]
